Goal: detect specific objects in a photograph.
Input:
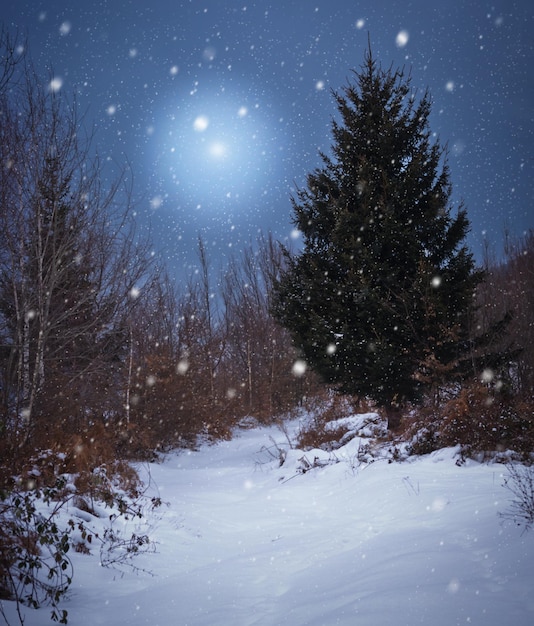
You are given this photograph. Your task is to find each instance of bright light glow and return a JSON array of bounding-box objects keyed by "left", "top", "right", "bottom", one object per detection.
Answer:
[
  {"left": 209, "top": 142, "right": 226, "bottom": 158},
  {"left": 152, "top": 88, "right": 279, "bottom": 207}
]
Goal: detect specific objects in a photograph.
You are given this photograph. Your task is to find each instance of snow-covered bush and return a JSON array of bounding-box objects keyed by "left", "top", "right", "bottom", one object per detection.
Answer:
[
  {"left": 406, "top": 382, "right": 534, "bottom": 459},
  {"left": 295, "top": 395, "right": 374, "bottom": 451},
  {"left": 0, "top": 481, "right": 72, "bottom": 625},
  {"left": 0, "top": 464, "right": 161, "bottom": 625}
]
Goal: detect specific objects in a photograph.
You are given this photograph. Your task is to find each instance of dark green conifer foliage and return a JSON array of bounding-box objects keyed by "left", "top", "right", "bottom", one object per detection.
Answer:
[{"left": 272, "top": 49, "right": 484, "bottom": 411}]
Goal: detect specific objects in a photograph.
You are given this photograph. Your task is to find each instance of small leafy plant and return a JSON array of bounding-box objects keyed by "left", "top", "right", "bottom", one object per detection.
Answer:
[
  {"left": 1, "top": 462, "right": 162, "bottom": 626},
  {"left": 0, "top": 481, "right": 72, "bottom": 625}
]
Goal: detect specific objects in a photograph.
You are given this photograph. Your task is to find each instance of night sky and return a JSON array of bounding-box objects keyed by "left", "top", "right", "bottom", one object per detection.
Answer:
[{"left": 3, "top": 0, "right": 533, "bottom": 280}]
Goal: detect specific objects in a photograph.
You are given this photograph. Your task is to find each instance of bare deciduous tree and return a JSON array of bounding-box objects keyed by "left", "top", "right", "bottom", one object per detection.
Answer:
[
  {"left": 478, "top": 230, "right": 534, "bottom": 396},
  {"left": 221, "top": 234, "right": 313, "bottom": 419},
  {"left": 0, "top": 36, "right": 154, "bottom": 445}
]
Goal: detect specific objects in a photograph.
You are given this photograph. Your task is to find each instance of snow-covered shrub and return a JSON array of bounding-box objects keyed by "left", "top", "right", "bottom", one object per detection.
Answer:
[
  {"left": 0, "top": 482, "right": 73, "bottom": 625},
  {"left": 295, "top": 395, "right": 363, "bottom": 451},
  {"left": 406, "top": 382, "right": 534, "bottom": 459},
  {"left": 439, "top": 383, "right": 533, "bottom": 457},
  {"left": 297, "top": 418, "right": 351, "bottom": 451},
  {"left": 69, "top": 464, "right": 161, "bottom": 574},
  {"left": 404, "top": 411, "right": 443, "bottom": 456},
  {"left": 73, "top": 461, "right": 141, "bottom": 511},
  {"left": 0, "top": 451, "right": 160, "bottom": 625}
]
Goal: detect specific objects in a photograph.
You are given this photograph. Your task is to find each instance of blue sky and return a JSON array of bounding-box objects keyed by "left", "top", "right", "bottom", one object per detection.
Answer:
[{"left": 3, "top": 0, "right": 533, "bottom": 277}]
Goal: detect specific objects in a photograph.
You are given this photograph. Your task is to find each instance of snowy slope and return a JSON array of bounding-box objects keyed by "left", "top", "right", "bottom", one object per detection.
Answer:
[{"left": 2, "top": 417, "right": 533, "bottom": 626}]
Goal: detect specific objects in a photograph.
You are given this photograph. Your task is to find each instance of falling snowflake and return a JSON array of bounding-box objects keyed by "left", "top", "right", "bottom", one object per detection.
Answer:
[
  {"left": 292, "top": 360, "right": 307, "bottom": 376},
  {"left": 396, "top": 30, "right": 409, "bottom": 47},
  {"left": 193, "top": 115, "right": 209, "bottom": 132},
  {"left": 203, "top": 46, "right": 216, "bottom": 62},
  {"left": 49, "top": 77, "right": 63, "bottom": 92},
  {"left": 59, "top": 21, "right": 71, "bottom": 36},
  {"left": 447, "top": 578, "right": 460, "bottom": 594},
  {"left": 481, "top": 368, "right": 494, "bottom": 383},
  {"left": 176, "top": 360, "right": 189, "bottom": 375},
  {"left": 150, "top": 196, "right": 163, "bottom": 210}
]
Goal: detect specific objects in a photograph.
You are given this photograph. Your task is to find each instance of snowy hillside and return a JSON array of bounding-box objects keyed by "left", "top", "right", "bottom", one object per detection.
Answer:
[{"left": 2, "top": 415, "right": 533, "bottom": 626}]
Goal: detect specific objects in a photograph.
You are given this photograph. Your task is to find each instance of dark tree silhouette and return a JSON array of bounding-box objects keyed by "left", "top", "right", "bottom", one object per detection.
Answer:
[{"left": 272, "top": 48, "right": 486, "bottom": 425}]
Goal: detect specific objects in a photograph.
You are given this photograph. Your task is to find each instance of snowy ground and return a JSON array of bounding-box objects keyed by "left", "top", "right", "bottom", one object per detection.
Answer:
[{"left": 2, "top": 414, "right": 533, "bottom": 626}]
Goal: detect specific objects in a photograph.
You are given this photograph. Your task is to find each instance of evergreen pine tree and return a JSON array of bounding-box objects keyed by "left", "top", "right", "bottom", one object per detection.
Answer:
[{"left": 272, "top": 48, "right": 485, "bottom": 422}]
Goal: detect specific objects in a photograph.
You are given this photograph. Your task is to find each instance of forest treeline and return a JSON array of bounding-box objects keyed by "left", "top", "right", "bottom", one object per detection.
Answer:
[
  {"left": 0, "top": 30, "right": 319, "bottom": 483},
  {"left": 0, "top": 29, "right": 533, "bottom": 486}
]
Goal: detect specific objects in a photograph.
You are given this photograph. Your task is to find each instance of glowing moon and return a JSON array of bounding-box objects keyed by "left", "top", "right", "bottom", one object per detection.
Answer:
[
  {"left": 152, "top": 88, "right": 281, "bottom": 208},
  {"left": 208, "top": 142, "right": 227, "bottom": 158}
]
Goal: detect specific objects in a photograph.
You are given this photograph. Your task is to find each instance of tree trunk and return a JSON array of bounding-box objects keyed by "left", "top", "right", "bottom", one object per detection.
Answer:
[{"left": 385, "top": 403, "right": 402, "bottom": 431}]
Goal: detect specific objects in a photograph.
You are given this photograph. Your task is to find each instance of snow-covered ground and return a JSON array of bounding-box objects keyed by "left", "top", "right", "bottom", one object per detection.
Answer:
[{"left": 2, "top": 414, "right": 533, "bottom": 625}]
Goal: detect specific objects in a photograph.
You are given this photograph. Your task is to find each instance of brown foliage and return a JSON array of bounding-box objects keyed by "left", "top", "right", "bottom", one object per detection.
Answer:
[
  {"left": 440, "top": 384, "right": 534, "bottom": 454},
  {"left": 0, "top": 519, "right": 39, "bottom": 601},
  {"left": 407, "top": 381, "right": 534, "bottom": 458},
  {"left": 1, "top": 416, "right": 140, "bottom": 500}
]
